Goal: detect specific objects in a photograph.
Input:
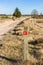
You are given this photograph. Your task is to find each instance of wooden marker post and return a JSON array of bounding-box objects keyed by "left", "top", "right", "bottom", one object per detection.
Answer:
[{"left": 23, "top": 26, "right": 29, "bottom": 61}]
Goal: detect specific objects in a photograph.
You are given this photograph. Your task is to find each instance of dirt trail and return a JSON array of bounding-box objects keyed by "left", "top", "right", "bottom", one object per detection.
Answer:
[{"left": 0, "top": 17, "right": 29, "bottom": 37}]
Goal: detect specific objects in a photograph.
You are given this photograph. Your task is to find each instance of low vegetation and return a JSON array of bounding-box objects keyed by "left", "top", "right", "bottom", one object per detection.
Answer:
[{"left": 0, "top": 17, "right": 43, "bottom": 65}]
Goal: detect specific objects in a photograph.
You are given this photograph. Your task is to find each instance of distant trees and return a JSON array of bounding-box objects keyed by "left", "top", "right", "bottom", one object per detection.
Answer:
[
  {"left": 31, "top": 9, "right": 38, "bottom": 15},
  {"left": 40, "top": 13, "right": 43, "bottom": 16},
  {"left": 31, "top": 9, "right": 39, "bottom": 18},
  {"left": 31, "top": 9, "right": 43, "bottom": 18},
  {"left": 39, "top": 12, "right": 43, "bottom": 18},
  {"left": 13, "top": 8, "right": 22, "bottom": 18},
  {"left": 13, "top": 8, "right": 43, "bottom": 19}
]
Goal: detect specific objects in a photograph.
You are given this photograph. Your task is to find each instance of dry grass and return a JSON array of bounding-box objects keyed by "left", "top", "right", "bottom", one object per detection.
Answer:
[{"left": 0, "top": 17, "right": 43, "bottom": 65}]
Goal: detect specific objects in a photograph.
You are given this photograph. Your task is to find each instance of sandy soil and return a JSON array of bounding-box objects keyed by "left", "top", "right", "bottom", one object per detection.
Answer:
[{"left": 0, "top": 17, "right": 29, "bottom": 37}]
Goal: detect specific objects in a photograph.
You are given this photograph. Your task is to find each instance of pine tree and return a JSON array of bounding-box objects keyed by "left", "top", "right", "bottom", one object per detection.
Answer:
[{"left": 13, "top": 8, "right": 21, "bottom": 17}]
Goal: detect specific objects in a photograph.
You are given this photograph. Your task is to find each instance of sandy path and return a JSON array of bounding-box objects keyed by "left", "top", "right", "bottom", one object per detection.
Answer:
[{"left": 0, "top": 17, "right": 29, "bottom": 37}]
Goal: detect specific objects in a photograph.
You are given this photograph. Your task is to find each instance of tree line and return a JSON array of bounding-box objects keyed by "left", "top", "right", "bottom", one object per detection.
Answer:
[
  {"left": 0, "top": 8, "right": 43, "bottom": 18},
  {"left": 13, "top": 8, "right": 43, "bottom": 18}
]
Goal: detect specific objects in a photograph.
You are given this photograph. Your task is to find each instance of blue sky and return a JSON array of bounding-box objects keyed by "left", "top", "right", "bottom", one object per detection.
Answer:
[{"left": 0, "top": 0, "right": 43, "bottom": 15}]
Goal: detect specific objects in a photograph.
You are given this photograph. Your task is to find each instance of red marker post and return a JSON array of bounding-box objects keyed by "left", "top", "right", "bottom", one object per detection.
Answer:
[{"left": 23, "top": 28, "right": 29, "bottom": 61}]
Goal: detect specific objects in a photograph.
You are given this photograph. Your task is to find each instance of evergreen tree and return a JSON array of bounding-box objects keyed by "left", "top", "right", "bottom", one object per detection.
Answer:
[{"left": 13, "top": 8, "right": 21, "bottom": 17}]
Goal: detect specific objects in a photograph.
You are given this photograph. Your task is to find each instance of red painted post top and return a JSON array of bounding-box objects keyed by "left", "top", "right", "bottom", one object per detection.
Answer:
[{"left": 23, "top": 31, "right": 28, "bottom": 35}]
